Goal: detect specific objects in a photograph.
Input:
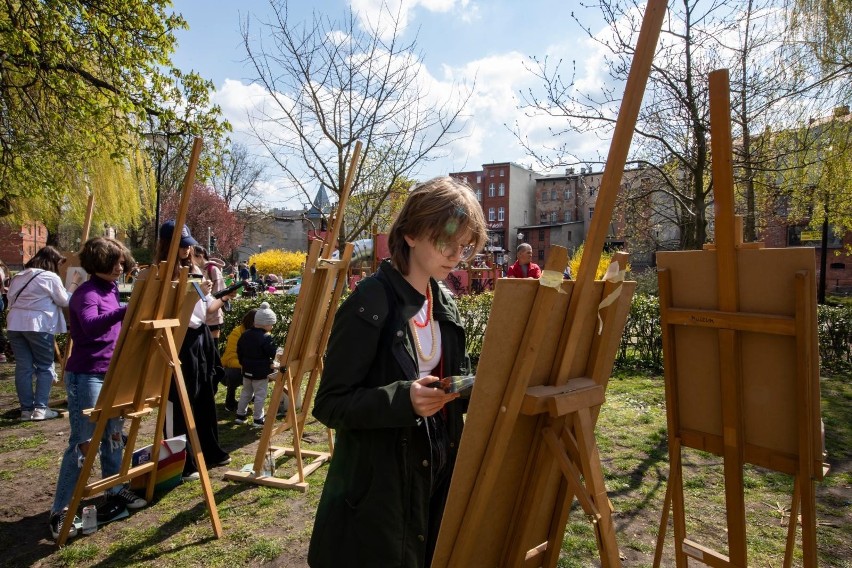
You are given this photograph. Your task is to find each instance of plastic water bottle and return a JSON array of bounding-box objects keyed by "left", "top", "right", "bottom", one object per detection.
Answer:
[{"left": 81, "top": 505, "right": 97, "bottom": 535}]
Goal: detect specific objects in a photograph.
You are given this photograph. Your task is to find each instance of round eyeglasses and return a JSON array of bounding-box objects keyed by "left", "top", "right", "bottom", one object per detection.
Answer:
[{"left": 438, "top": 241, "right": 476, "bottom": 260}]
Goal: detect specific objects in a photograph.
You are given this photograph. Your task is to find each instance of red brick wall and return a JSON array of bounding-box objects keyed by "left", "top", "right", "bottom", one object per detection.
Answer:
[{"left": 0, "top": 221, "right": 48, "bottom": 270}]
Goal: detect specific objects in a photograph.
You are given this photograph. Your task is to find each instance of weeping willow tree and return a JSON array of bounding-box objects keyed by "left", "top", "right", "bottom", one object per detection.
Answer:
[
  {"left": 14, "top": 144, "right": 156, "bottom": 243},
  {"left": 790, "top": 0, "right": 852, "bottom": 75}
]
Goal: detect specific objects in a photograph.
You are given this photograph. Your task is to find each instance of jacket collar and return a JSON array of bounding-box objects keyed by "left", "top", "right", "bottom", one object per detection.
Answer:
[{"left": 377, "top": 259, "right": 459, "bottom": 325}]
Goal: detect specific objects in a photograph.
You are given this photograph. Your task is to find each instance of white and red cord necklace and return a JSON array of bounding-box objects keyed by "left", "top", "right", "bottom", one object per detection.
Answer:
[{"left": 410, "top": 286, "right": 437, "bottom": 363}]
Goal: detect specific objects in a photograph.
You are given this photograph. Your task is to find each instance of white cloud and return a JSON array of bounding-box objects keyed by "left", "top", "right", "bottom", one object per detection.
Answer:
[{"left": 348, "top": 0, "right": 479, "bottom": 39}]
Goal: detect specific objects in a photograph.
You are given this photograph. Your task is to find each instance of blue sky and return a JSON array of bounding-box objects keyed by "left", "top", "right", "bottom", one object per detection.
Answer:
[{"left": 170, "top": 0, "right": 611, "bottom": 207}]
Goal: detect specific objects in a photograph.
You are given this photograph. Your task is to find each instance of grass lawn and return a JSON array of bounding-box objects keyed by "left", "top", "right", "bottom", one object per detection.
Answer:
[{"left": 0, "top": 363, "right": 848, "bottom": 567}]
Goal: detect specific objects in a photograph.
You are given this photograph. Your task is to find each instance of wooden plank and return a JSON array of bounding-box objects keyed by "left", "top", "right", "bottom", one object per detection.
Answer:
[
  {"left": 444, "top": 251, "right": 570, "bottom": 565},
  {"left": 681, "top": 539, "right": 732, "bottom": 568},
  {"left": 664, "top": 309, "right": 795, "bottom": 335},
  {"left": 554, "top": 0, "right": 667, "bottom": 384}
]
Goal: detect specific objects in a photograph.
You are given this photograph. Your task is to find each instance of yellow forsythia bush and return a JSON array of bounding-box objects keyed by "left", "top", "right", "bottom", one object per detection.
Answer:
[
  {"left": 567, "top": 244, "right": 629, "bottom": 280},
  {"left": 248, "top": 249, "right": 308, "bottom": 278}
]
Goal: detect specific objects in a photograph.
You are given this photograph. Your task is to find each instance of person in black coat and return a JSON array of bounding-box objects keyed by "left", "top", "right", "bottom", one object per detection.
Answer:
[{"left": 308, "top": 177, "right": 488, "bottom": 568}]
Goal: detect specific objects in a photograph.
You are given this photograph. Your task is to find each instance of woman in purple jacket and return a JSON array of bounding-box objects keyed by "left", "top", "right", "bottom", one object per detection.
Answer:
[{"left": 48, "top": 237, "right": 146, "bottom": 540}]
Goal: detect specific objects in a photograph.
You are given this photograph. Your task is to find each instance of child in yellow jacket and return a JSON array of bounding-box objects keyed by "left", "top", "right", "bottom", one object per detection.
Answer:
[{"left": 221, "top": 309, "right": 256, "bottom": 412}]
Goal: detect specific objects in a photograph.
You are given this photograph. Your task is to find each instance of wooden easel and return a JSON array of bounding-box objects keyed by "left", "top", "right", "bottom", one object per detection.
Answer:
[
  {"left": 56, "top": 138, "right": 223, "bottom": 545},
  {"left": 653, "top": 70, "right": 824, "bottom": 567},
  {"left": 56, "top": 191, "right": 96, "bottom": 384},
  {"left": 223, "top": 141, "right": 362, "bottom": 490},
  {"left": 433, "top": 2, "right": 665, "bottom": 565}
]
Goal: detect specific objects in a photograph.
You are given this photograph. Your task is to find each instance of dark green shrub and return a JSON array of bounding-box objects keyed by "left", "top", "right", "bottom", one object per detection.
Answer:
[
  {"left": 617, "top": 294, "right": 663, "bottom": 372},
  {"left": 455, "top": 292, "right": 493, "bottom": 365},
  {"left": 220, "top": 294, "right": 299, "bottom": 352},
  {"left": 818, "top": 303, "right": 852, "bottom": 372}
]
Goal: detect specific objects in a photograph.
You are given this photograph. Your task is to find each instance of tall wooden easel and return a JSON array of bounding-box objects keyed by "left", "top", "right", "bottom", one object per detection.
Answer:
[
  {"left": 56, "top": 138, "right": 223, "bottom": 545},
  {"left": 57, "top": 191, "right": 96, "bottom": 383},
  {"left": 652, "top": 70, "right": 824, "bottom": 567},
  {"left": 223, "top": 141, "right": 362, "bottom": 491},
  {"left": 433, "top": 1, "right": 665, "bottom": 565}
]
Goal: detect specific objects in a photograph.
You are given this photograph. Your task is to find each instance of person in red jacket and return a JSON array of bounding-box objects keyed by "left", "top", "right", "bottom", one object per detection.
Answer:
[{"left": 506, "top": 243, "right": 542, "bottom": 278}]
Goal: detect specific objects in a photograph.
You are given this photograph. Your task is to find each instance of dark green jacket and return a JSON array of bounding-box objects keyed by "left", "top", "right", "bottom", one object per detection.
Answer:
[{"left": 308, "top": 260, "right": 467, "bottom": 568}]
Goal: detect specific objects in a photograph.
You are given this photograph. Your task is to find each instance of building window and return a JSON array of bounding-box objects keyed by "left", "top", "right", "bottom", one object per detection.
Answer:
[
  {"left": 498, "top": 207, "right": 505, "bottom": 221},
  {"left": 540, "top": 213, "right": 547, "bottom": 223},
  {"left": 567, "top": 231, "right": 572, "bottom": 240},
  {"left": 488, "top": 207, "right": 496, "bottom": 221},
  {"left": 539, "top": 229, "right": 545, "bottom": 241},
  {"left": 498, "top": 183, "right": 505, "bottom": 196},
  {"left": 500, "top": 169, "right": 505, "bottom": 176},
  {"left": 489, "top": 183, "right": 495, "bottom": 197},
  {"left": 550, "top": 190, "right": 557, "bottom": 200},
  {"left": 477, "top": 175, "right": 482, "bottom": 183},
  {"left": 564, "top": 211, "right": 571, "bottom": 222},
  {"left": 490, "top": 170, "right": 495, "bottom": 177},
  {"left": 475, "top": 188, "right": 482, "bottom": 201},
  {"left": 564, "top": 189, "right": 571, "bottom": 200},
  {"left": 589, "top": 207, "right": 595, "bottom": 220},
  {"left": 538, "top": 249, "right": 545, "bottom": 261},
  {"left": 550, "top": 211, "right": 557, "bottom": 223},
  {"left": 542, "top": 190, "right": 548, "bottom": 201}
]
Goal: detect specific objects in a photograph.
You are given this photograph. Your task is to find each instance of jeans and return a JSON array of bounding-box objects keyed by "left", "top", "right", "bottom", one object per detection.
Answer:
[
  {"left": 8, "top": 330, "right": 56, "bottom": 411},
  {"left": 51, "top": 372, "right": 125, "bottom": 514}
]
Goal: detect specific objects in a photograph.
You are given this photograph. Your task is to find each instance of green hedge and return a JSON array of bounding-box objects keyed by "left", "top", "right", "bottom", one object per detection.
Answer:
[{"left": 219, "top": 290, "right": 852, "bottom": 375}]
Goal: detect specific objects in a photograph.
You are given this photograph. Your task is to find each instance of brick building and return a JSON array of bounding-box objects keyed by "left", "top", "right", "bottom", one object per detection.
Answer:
[
  {"left": 450, "top": 162, "right": 537, "bottom": 268},
  {"left": 517, "top": 167, "right": 633, "bottom": 268},
  {"left": 0, "top": 220, "right": 49, "bottom": 270},
  {"left": 761, "top": 222, "right": 852, "bottom": 295}
]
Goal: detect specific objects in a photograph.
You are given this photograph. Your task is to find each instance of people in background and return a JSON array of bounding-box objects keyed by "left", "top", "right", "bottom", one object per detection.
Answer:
[
  {"left": 238, "top": 262, "right": 250, "bottom": 281},
  {"left": 308, "top": 176, "right": 488, "bottom": 568},
  {"left": 49, "top": 237, "right": 146, "bottom": 540},
  {"left": 506, "top": 243, "right": 542, "bottom": 279},
  {"left": 236, "top": 302, "right": 278, "bottom": 428},
  {"left": 221, "top": 309, "right": 257, "bottom": 412},
  {"left": 7, "top": 246, "right": 81, "bottom": 421},
  {"left": 192, "top": 245, "right": 225, "bottom": 340},
  {"left": 0, "top": 259, "right": 9, "bottom": 363},
  {"left": 156, "top": 221, "right": 237, "bottom": 481}
]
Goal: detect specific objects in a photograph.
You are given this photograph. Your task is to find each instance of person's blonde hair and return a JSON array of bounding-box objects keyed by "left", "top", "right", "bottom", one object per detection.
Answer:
[{"left": 387, "top": 176, "right": 487, "bottom": 275}]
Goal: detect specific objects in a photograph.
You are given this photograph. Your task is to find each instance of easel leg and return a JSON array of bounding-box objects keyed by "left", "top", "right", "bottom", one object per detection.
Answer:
[
  {"left": 252, "top": 368, "right": 287, "bottom": 477},
  {"left": 783, "top": 476, "right": 801, "bottom": 568},
  {"left": 56, "top": 417, "right": 109, "bottom": 546},
  {"left": 654, "top": 437, "right": 680, "bottom": 567},
  {"left": 799, "top": 473, "right": 818, "bottom": 568},
  {"left": 163, "top": 330, "right": 222, "bottom": 538},
  {"left": 573, "top": 407, "right": 620, "bottom": 568}
]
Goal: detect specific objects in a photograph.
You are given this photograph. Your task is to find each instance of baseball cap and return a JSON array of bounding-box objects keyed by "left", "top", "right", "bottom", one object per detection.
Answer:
[{"left": 159, "top": 220, "right": 198, "bottom": 247}]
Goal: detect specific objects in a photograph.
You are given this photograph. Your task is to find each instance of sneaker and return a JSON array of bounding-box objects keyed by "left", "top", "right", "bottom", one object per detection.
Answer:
[
  {"left": 31, "top": 408, "right": 59, "bottom": 421},
  {"left": 181, "top": 471, "right": 201, "bottom": 481},
  {"left": 224, "top": 400, "right": 237, "bottom": 412},
  {"left": 112, "top": 487, "right": 147, "bottom": 510},
  {"left": 97, "top": 499, "right": 127, "bottom": 524},
  {"left": 49, "top": 509, "right": 78, "bottom": 540},
  {"left": 212, "top": 455, "right": 231, "bottom": 467},
  {"left": 252, "top": 417, "right": 265, "bottom": 429},
  {"left": 235, "top": 414, "right": 247, "bottom": 424},
  {"left": 20, "top": 410, "right": 32, "bottom": 421}
]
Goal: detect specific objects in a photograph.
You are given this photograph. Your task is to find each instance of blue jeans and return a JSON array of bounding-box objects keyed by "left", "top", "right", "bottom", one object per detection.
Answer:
[
  {"left": 8, "top": 330, "right": 56, "bottom": 411},
  {"left": 51, "top": 372, "right": 125, "bottom": 514}
]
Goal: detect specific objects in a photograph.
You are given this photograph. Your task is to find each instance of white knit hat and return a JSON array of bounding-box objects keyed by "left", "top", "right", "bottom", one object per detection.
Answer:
[{"left": 254, "top": 302, "right": 278, "bottom": 326}]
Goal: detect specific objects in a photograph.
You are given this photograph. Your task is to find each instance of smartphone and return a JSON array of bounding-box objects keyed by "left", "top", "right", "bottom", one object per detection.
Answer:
[{"left": 212, "top": 280, "right": 245, "bottom": 299}]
